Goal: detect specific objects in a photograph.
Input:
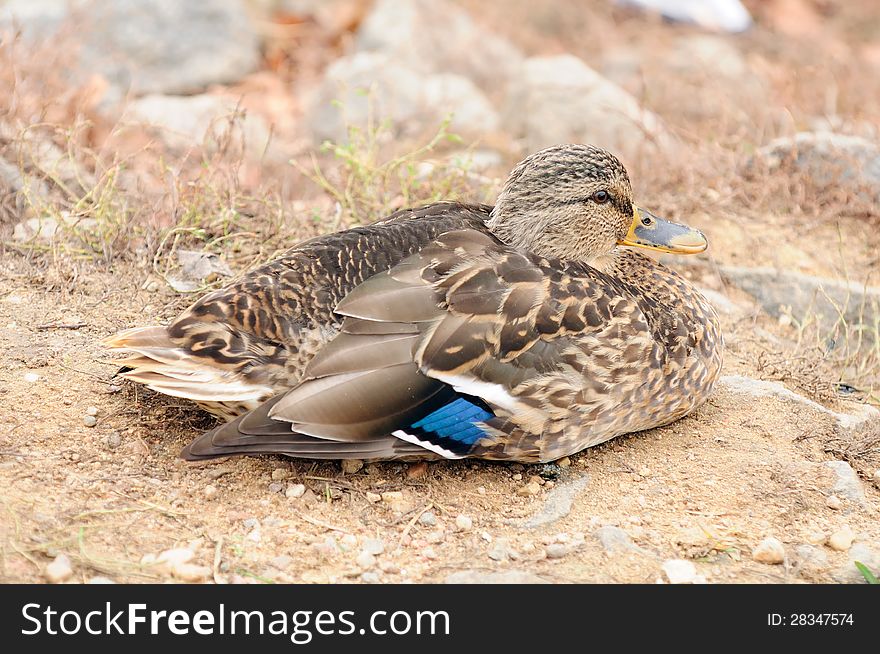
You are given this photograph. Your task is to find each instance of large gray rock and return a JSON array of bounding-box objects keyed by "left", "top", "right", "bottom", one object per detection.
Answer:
[
  {"left": 356, "top": 0, "right": 523, "bottom": 93},
  {"left": 126, "top": 94, "right": 272, "bottom": 157},
  {"left": 754, "top": 132, "right": 880, "bottom": 206},
  {"left": 720, "top": 265, "right": 880, "bottom": 344},
  {"left": 1, "top": 0, "right": 260, "bottom": 97},
  {"left": 306, "top": 53, "right": 499, "bottom": 144},
  {"left": 503, "top": 55, "right": 669, "bottom": 158}
]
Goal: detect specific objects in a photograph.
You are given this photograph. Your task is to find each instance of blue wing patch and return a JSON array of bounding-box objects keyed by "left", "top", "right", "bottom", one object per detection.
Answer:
[{"left": 395, "top": 397, "right": 495, "bottom": 457}]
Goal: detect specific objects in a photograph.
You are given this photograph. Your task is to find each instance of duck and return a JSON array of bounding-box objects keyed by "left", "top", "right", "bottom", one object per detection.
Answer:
[{"left": 104, "top": 144, "right": 723, "bottom": 463}]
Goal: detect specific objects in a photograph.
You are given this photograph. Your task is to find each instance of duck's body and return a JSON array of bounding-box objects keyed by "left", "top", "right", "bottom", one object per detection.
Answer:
[{"left": 106, "top": 145, "right": 723, "bottom": 463}]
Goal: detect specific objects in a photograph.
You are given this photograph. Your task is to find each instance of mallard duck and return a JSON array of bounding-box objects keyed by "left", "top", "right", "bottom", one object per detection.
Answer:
[{"left": 105, "top": 144, "right": 723, "bottom": 463}]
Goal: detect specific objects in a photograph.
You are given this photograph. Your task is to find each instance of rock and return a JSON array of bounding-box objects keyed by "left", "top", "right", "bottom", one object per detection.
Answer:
[
  {"left": 203, "top": 484, "right": 218, "bottom": 499},
  {"left": 267, "top": 482, "right": 284, "bottom": 494},
  {"left": 381, "top": 491, "right": 403, "bottom": 503},
  {"left": 519, "top": 473, "right": 590, "bottom": 528},
  {"left": 488, "top": 543, "right": 509, "bottom": 561},
  {"left": 45, "top": 554, "right": 73, "bottom": 583},
  {"left": 172, "top": 563, "right": 211, "bottom": 582},
  {"left": 341, "top": 459, "right": 364, "bottom": 475},
  {"left": 126, "top": 94, "right": 271, "bottom": 156},
  {"left": 793, "top": 544, "right": 829, "bottom": 576},
  {"left": 86, "top": 406, "right": 99, "bottom": 416},
  {"left": 825, "top": 494, "right": 842, "bottom": 510},
  {"left": 516, "top": 481, "right": 542, "bottom": 497},
  {"left": 455, "top": 514, "right": 473, "bottom": 531},
  {"left": 362, "top": 538, "right": 385, "bottom": 556},
  {"left": 720, "top": 375, "right": 879, "bottom": 431},
  {"left": 356, "top": 551, "right": 376, "bottom": 569},
  {"left": 360, "top": 571, "right": 380, "bottom": 584},
  {"left": 355, "top": 0, "right": 523, "bottom": 91},
  {"left": 156, "top": 547, "right": 195, "bottom": 572},
  {"left": 83, "top": 415, "right": 97, "bottom": 428},
  {"left": 23, "top": 372, "right": 40, "bottom": 383},
  {"left": 754, "top": 132, "right": 880, "bottom": 206},
  {"left": 13, "top": 217, "right": 60, "bottom": 242},
  {"left": 445, "top": 570, "right": 550, "bottom": 584},
  {"left": 545, "top": 544, "right": 568, "bottom": 559},
  {"left": 594, "top": 526, "right": 640, "bottom": 554},
  {"left": 166, "top": 249, "right": 233, "bottom": 293},
  {"left": 286, "top": 483, "right": 306, "bottom": 499},
  {"left": 662, "top": 559, "right": 698, "bottom": 584},
  {"left": 616, "top": 0, "right": 752, "bottom": 33},
  {"left": 2, "top": 0, "right": 260, "bottom": 97},
  {"left": 823, "top": 461, "right": 867, "bottom": 505},
  {"left": 270, "top": 554, "right": 294, "bottom": 570},
  {"left": 306, "top": 53, "right": 499, "bottom": 144},
  {"left": 503, "top": 55, "right": 668, "bottom": 159},
  {"left": 88, "top": 576, "right": 115, "bottom": 584},
  {"left": 832, "top": 544, "right": 880, "bottom": 584},
  {"left": 365, "top": 491, "right": 381, "bottom": 503},
  {"left": 873, "top": 469, "right": 880, "bottom": 487},
  {"left": 271, "top": 468, "right": 289, "bottom": 481},
  {"left": 752, "top": 537, "right": 786, "bottom": 564},
  {"left": 418, "top": 511, "right": 437, "bottom": 526},
  {"left": 828, "top": 525, "right": 855, "bottom": 552}
]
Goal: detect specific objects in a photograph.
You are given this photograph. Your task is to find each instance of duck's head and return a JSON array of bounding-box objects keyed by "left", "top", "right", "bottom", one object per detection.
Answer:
[{"left": 488, "top": 144, "right": 707, "bottom": 263}]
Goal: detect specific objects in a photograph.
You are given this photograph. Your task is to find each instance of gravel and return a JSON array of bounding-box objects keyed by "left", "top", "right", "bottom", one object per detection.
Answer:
[
  {"left": 285, "top": 484, "right": 306, "bottom": 499},
  {"left": 752, "top": 537, "right": 786, "bottom": 564},
  {"left": 362, "top": 538, "right": 385, "bottom": 556},
  {"left": 455, "top": 514, "right": 473, "bottom": 530},
  {"left": 594, "top": 526, "right": 640, "bottom": 554},
  {"left": 203, "top": 484, "right": 218, "bottom": 499},
  {"left": 86, "top": 406, "right": 99, "bottom": 416},
  {"left": 271, "top": 468, "right": 289, "bottom": 481},
  {"left": 516, "top": 481, "right": 541, "bottom": 496},
  {"left": 45, "top": 553, "right": 73, "bottom": 583},
  {"left": 828, "top": 525, "right": 855, "bottom": 552},
  {"left": 83, "top": 415, "right": 97, "bottom": 427},
  {"left": 662, "top": 559, "right": 698, "bottom": 584},
  {"left": 356, "top": 551, "right": 377, "bottom": 569},
  {"left": 825, "top": 495, "right": 842, "bottom": 510},
  {"left": 341, "top": 459, "right": 364, "bottom": 475},
  {"left": 418, "top": 511, "right": 437, "bottom": 526},
  {"left": 545, "top": 544, "right": 568, "bottom": 559}
]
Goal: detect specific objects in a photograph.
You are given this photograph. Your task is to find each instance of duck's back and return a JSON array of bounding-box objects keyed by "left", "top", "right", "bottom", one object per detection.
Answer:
[{"left": 109, "top": 203, "right": 494, "bottom": 418}]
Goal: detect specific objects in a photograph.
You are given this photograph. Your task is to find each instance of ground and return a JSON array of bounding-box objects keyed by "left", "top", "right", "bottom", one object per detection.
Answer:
[{"left": 0, "top": 0, "right": 879, "bottom": 584}]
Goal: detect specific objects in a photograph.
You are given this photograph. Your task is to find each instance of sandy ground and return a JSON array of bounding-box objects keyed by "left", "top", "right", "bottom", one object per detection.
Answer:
[{"left": 1, "top": 227, "right": 877, "bottom": 584}]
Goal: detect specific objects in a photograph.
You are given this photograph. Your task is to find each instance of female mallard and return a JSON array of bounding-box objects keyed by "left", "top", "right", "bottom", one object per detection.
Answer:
[{"left": 105, "top": 144, "right": 723, "bottom": 463}]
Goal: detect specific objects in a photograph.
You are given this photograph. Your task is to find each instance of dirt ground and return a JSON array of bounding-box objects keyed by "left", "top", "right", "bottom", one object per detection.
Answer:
[{"left": 1, "top": 0, "right": 879, "bottom": 584}]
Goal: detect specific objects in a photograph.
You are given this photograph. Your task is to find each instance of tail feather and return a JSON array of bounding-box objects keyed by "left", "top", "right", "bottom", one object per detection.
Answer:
[{"left": 103, "top": 325, "right": 273, "bottom": 407}]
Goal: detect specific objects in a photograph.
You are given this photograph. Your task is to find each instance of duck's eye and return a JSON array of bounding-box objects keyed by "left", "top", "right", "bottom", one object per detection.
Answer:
[
  {"left": 641, "top": 214, "right": 653, "bottom": 226},
  {"left": 592, "top": 190, "right": 610, "bottom": 204}
]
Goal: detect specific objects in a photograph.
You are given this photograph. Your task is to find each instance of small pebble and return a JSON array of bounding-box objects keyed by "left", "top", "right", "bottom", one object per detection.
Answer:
[
  {"left": 662, "top": 559, "right": 697, "bottom": 584},
  {"left": 362, "top": 538, "right": 385, "bottom": 556},
  {"left": 545, "top": 544, "right": 568, "bottom": 559},
  {"left": 752, "top": 537, "right": 785, "bottom": 565},
  {"left": 83, "top": 415, "right": 97, "bottom": 428},
  {"left": 45, "top": 554, "right": 73, "bottom": 583},
  {"left": 203, "top": 484, "right": 218, "bottom": 499},
  {"left": 24, "top": 372, "right": 40, "bottom": 383},
  {"left": 418, "top": 511, "right": 437, "bottom": 526},
  {"left": 145, "top": 280, "right": 159, "bottom": 292},
  {"left": 516, "top": 481, "right": 541, "bottom": 496},
  {"left": 246, "top": 528, "right": 261, "bottom": 543},
  {"left": 477, "top": 486, "right": 486, "bottom": 495},
  {"left": 267, "top": 482, "right": 284, "bottom": 494},
  {"left": 285, "top": 484, "right": 306, "bottom": 499},
  {"left": 105, "top": 432, "right": 121, "bottom": 448},
  {"left": 172, "top": 563, "right": 211, "bottom": 582},
  {"left": 379, "top": 561, "right": 399, "bottom": 574},
  {"left": 365, "top": 492, "right": 381, "bottom": 503},
  {"left": 455, "top": 514, "right": 473, "bottom": 530},
  {"left": 360, "top": 572, "right": 380, "bottom": 583},
  {"left": 271, "top": 468, "right": 289, "bottom": 481},
  {"left": 356, "top": 551, "right": 376, "bottom": 569},
  {"left": 512, "top": 473, "right": 523, "bottom": 481},
  {"left": 872, "top": 469, "right": 880, "bottom": 487},
  {"left": 828, "top": 525, "right": 854, "bottom": 552},
  {"left": 242, "top": 518, "right": 260, "bottom": 530},
  {"left": 88, "top": 576, "right": 115, "bottom": 584},
  {"left": 825, "top": 495, "right": 842, "bottom": 510},
  {"left": 340, "top": 534, "right": 358, "bottom": 549},
  {"left": 381, "top": 491, "right": 403, "bottom": 503},
  {"left": 86, "top": 406, "right": 99, "bottom": 416},
  {"left": 341, "top": 459, "right": 364, "bottom": 475},
  {"left": 556, "top": 457, "right": 571, "bottom": 468},
  {"left": 422, "top": 547, "right": 438, "bottom": 560},
  {"left": 425, "top": 529, "right": 445, "bottom": 544},
  {"left": 406, "top": 462, "right": 429, "bottom": 479}
]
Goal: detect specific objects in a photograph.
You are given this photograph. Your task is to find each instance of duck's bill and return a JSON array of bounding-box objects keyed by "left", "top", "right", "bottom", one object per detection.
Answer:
[{"left": 619, "top": 207, "right": 708, "bottom": 255}]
